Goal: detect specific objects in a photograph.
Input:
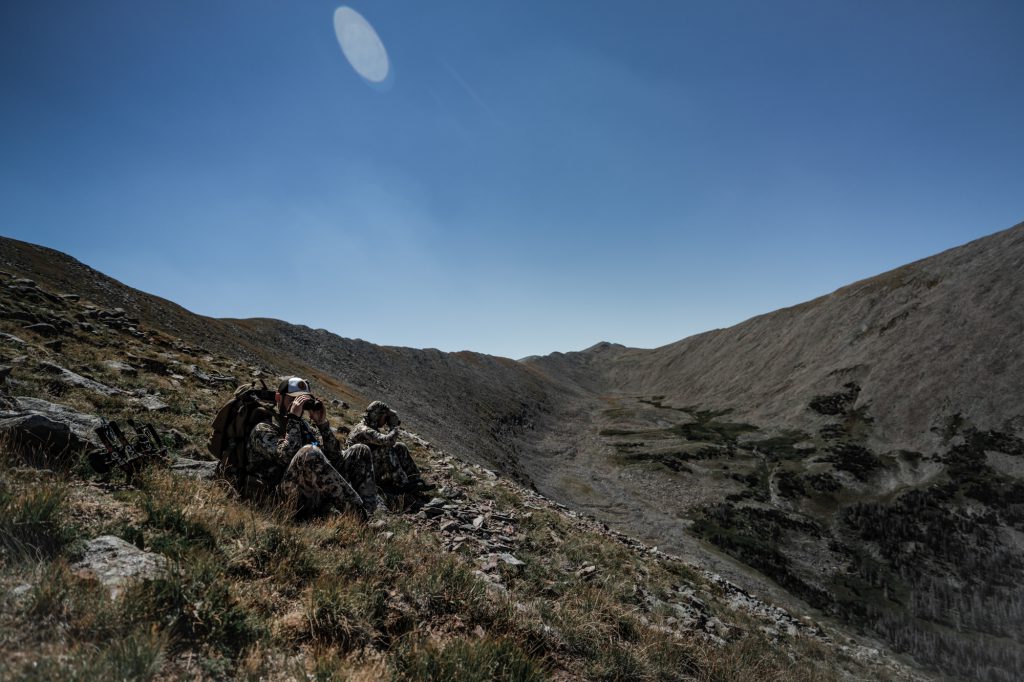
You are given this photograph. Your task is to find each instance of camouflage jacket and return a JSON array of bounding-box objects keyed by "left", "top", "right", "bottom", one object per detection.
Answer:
[
  {"left": 247, "top": 414, "right": 342, "bottom": 486},
  {"left": 347, "top": 422, "right": 397, "bottom": 453}
]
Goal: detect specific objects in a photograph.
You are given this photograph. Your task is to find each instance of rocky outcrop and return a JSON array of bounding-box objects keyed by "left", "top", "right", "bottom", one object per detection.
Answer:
[
  {"left": 72, "top": 536, "right": 169, "bottom": 599},
  {"left": 0, "top": 397, "right": 102, "bottom": 466}
]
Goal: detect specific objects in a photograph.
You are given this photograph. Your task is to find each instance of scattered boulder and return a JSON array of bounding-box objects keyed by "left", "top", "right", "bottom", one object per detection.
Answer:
[
  {"left": 0, "top": 396, "right": 104, "bottom": 466},
  {"left": 136, "top": 357, "right": 169, "bottom": 375},
  {"left": 22, "top": 323, "right": 59, "bottom": 338},
  {"left": 169, "top": 457, "right": 218, "bottom": 481},
  {"left": 0, "top": 411, "right": 93, "bottom": 467},
  {"left": 130, "top": 395, "right": 169, "bottom": 412},
  {"left": 166, "top": 428, "right": 189, "bottom": 447},
  {"left": 12, "top": 396, "right": 103, "bottom": 443},
  {"left": 497, "top": 553, "right": 524, "bottom": 566},
  {"left": 102, "top": 360, "right": 138, "bottom": 376},
  {"left": 188, "top": 365, "right": 236, "bottom": 386},
  {"left": 5, "top": 582, "right": 33, "bottom": 607},
  {"left": 38, "top": 361, "right": 125, "bottom": 397},
  {"left": 72, "top": 536, "right": 169, "bottom": 599},
  {"left": 575, "top": 564, "right": 597, "bottom": 580}
]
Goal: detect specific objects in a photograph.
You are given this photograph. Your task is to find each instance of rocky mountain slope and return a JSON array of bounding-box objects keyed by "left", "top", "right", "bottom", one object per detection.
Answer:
[
  {"left": 2, "top": 221, "right": 1022, "bottom": 680},
  {"left": 565, "top": 221, "right": 1024, "bottom": 456},
  {"left": 0, "top": 249, "right": 920, "bottom": 680},
  {"left": 521, "top": 223, "right": 1024, "bottom": 681}
]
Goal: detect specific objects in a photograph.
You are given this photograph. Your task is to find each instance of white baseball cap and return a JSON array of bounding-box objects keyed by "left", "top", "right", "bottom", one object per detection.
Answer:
[{"left": 278, "top": 377, "right": 312, "bottom": 396}]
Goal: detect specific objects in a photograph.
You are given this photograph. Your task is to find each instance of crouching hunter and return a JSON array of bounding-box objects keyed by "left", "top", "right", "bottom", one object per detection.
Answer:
[
  {"left": 348, "top": 401, "right": 434, "bottom": 493},
  {"left": 247, "top": 377, "right": 377, "bottom": 520}
]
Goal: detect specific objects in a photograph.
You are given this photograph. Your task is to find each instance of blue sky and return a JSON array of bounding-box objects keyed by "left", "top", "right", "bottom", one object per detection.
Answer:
[{"left": 2, "top": 1, "right": 1022, "bottom": 359}]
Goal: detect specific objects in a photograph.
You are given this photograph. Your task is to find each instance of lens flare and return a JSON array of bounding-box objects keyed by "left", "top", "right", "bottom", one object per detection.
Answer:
[{"left": 333, "top": 6, "right": 389, "bottom": 83}]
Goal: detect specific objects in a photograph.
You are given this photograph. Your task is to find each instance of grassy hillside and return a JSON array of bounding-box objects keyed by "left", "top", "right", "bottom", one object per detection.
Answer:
[{"left": 0, "top": 265, "right": 919, "bottom": 679}]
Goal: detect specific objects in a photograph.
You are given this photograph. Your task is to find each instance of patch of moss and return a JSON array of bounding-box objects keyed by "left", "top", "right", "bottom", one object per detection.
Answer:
[
  {"left": 692, "top": 504, "right": 830, "bottom": 609},
  {"left": 809, "top": 383, "right": 860, "bottom": 416},
  {"left": 747, "top": 430, "right": 814, "bottom": 460},
  {"left": 673, "top": 419, "right": 758, "bottom": 445},
  {"left": 776, "top": 470, "right": 806, "bottom": 498},
  {"left": 824, "top": 444, "right": 882, "bottom": 481},
  {"left": 613, "top": 450, "right": 694, "bottom": 474},
  {"left": 599, "top": 428, "right": 645, "bottom": 437},
  {"left": 805, "top": 472, "right": 841, "bottom": 493}
]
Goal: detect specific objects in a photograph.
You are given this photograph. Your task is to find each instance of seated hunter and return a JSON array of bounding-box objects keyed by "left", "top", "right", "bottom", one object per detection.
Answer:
[
  {"left": 348, "top": 401, "right": 434, "bottom": 493},
  {"left": 247, "top": 377, "right": 377, "bottom": 519}
]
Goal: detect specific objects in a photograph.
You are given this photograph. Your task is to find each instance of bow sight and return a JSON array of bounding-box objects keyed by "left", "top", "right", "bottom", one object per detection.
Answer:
[{"left": 88, "top": 420, "right": 168, "bottom": 477}]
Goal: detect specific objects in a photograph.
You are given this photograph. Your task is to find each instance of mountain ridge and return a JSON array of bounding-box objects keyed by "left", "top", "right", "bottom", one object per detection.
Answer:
[{"left": 2, "top": 221, "right": 1023, "bottom": 679}]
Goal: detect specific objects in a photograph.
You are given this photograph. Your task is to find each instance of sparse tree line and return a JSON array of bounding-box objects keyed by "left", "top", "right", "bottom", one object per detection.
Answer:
[{"left": 862, "top": 601, "right": 1023, "bottom": 682}]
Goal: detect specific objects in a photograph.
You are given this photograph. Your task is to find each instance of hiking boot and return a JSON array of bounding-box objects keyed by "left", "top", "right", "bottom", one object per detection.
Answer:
[{"left": 404, "top": 476, "right": 436, "bottom": 493}]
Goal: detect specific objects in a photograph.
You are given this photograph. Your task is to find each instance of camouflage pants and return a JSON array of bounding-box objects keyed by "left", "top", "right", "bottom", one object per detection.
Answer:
[
  {"left": 280, "top": 444, "right": 374, "bottom": 518},
  {"left": 371, "top": 442, "right": 420, "bottom": 487},
  {"left": 333, "top": 444, "right": 378, "bottom": 511}
]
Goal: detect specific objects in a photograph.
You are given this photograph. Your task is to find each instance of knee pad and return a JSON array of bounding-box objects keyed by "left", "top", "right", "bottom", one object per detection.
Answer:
[{"left": 292, "top": 444, "right": 324, "bottom": 464}]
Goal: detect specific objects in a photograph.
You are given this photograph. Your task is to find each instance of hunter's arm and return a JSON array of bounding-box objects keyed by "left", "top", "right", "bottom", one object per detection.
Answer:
[
  {"left": 274, "top": 416, "right": 308, "bottom": 462},
  {"left": 316, "top": 419, "right": 342, "bottom": 456},
  {"left": 247, "top": 421, "right": 290, "bottom": 473},
  {"left": 349, "top": 423, "right": 394, "bottom": 447}
]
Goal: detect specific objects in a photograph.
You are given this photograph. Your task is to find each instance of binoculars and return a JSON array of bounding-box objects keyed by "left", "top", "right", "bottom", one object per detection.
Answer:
[{"left": 301, "top": 397, "right": 325, "bottom": 413}]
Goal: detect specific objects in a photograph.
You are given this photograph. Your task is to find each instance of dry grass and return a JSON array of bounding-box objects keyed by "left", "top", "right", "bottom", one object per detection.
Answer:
[{"left": 0, "top": 291, "right": 880, "bottom": 681}]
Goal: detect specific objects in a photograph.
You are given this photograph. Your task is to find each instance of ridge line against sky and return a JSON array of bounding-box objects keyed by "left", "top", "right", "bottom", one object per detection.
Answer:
[{"left": 1, "top": 1, "right": 1022, "bottom": 358}]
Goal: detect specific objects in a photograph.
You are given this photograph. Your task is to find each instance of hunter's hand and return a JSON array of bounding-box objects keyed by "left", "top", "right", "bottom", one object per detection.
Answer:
[
  {"left": 289, "top": 395, "right": 309, "bottom": 417},
  {"left": 386, "top": 428, "right": 400, "bottom": 443},
  {"left": 310, "top": 404, "right": 328, "bottom": 425}
]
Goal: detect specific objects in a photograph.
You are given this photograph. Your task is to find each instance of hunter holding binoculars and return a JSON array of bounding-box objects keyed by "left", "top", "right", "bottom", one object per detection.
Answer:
[
  {"left": 348, "top": 400, "right": 434, "bottom": 493},
  {"left": 240, "top": 377, "right": 434, "bottom": 521},
  {"left": 245, "top": 377, "right": 377, "bottom": 520}
]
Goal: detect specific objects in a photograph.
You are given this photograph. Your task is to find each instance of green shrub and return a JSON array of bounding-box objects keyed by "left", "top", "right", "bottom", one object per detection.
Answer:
[
  {"left": 404, "top": 554, "right": 486, "bottom": 618},
  {"left": 394, "top": 637, "right": 546, "bottom": 682},
  {"left": 123, "top": 555, "right": 265, "bottom": 657},
  {"left": 141, "top": 495, "right": 216, "bottom": 554},
  {"left": 302, "top": 577, "right": 375, "bottom": 652},
  {"left": 0, "top": 630, "right": 166, "bottom": 682},
  {"left": 0, "top": 481, "right": 78, "bottom": 562}
]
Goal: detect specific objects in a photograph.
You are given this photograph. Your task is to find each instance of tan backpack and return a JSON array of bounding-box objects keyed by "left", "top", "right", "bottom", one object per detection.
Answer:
[{"left": 207, "top": 381, "right": 277, "bottom": 484}]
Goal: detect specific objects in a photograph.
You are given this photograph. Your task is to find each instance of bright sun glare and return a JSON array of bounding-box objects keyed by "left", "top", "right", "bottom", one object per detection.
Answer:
[{"left": 333, "top": 6, "right": 389, "bottom": 83}]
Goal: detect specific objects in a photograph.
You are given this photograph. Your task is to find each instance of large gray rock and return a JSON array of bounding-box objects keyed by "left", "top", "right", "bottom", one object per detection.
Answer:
[
  {"left": 22, "top": 322, "right": 59, "bottom": 338},
  {"left": 169, "top": 457, "right": 218, "bottom": 481},
  {"left": 72, "top": 535, "right": 168, "bottom": 599},
  {"left": 0, "top": 412, "right": 80, "bottom": 464},
  {"left": 0, "top": 397, "right": 102, "bottom": 466},
  {"left": 12, "top": 396, "right": 103, "bottom": 443},
  {"left": 102, "top": 360, "right": 138, "bottom": 376},
  {"left": 37, "top": 361, "right": 124, "bottom": 397},
  {"left": 130, "top": 394, "right": 169, "bottom": 412},
  {"left": 0, "top": 332, "right": 27, "bottom": 346}
]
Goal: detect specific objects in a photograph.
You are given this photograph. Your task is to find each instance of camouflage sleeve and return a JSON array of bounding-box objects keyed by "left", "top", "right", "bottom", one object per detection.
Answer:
[
  {"left": 278, "top": 416, "right": 307, "bottom": 462},
  {"left": 348, "top": 423, "right": 394, "bottom": 447},
  {"left": 316, "top": 420, "right": 342, "bottom": 456},
  {"left": 248, "top": 422, "right": 280, "bottom": 463},
  {"left": 247, "top": 421, "right": 291, "bottom": 473}
]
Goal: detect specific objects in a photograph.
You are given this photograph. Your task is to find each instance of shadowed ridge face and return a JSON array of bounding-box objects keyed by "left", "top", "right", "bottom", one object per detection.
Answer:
[
  {"left": 520, "top": 220, "right": 1024, "bottom": 680},
  {"left": 586, "top": 220, "right": 1024, "bottom": 457}
]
